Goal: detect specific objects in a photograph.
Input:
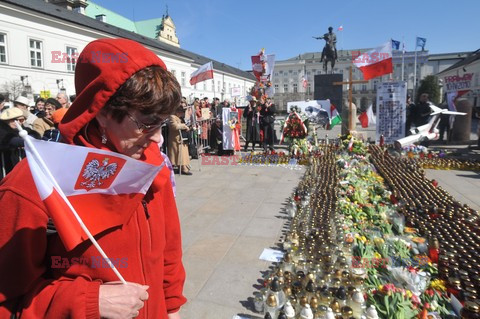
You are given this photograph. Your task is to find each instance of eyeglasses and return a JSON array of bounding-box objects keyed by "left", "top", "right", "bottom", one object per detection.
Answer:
[{"left": 126, "top": 113, "right": 167, "bottom": 134}]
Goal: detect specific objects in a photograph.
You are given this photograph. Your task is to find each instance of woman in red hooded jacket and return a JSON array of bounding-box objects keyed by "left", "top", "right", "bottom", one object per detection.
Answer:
[{"left": 0, "top": 39, "right": 186, "bottom": 318}]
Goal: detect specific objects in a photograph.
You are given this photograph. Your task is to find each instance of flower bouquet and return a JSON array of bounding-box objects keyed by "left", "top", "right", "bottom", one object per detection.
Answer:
[{"left": 367, "top": 283, "right": 420, "bottom": 319}]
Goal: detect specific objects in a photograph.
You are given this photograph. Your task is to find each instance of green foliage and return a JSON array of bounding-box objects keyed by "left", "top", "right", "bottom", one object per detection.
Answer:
[{"left": 416, "top": 75, "right": 440, "bottom": 104}]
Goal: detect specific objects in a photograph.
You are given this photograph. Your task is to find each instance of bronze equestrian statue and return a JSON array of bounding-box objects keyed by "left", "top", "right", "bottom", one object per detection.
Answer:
[{"left": 313, "top": 26, "right": 338, "bottom": 73}]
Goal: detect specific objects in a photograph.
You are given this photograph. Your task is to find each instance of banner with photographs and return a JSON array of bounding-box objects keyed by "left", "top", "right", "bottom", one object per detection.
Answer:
[{"left": 376, "top": 81, "right": 407, "bottom": 144}]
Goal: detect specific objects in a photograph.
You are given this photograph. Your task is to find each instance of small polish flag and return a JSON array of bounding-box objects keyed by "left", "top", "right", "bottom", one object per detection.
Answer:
[
  {"left": 190, "top": 61, "right": 214, "bottom": 86},
  {"left": 338, "top": 25, "right": 343, "bottom": 31},
  {"left": 302, "top": 76, "right": 308, "bottom": 88},
  {"left": 347, "top": 136, "right": 354, "bottom": 152},
  {"left": 23, "top": 136, "right": 163, "bottom": 250}
]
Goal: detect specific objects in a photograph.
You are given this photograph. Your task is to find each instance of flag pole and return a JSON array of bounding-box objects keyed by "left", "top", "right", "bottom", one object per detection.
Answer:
[
  {"left": 413, "top": 37, "right": 418, "bottom": 101},
  {"left": 16, "top": 124, "right": 127, "bottom": 284},
  {"left": 401, "top": 36, "right": 405, "bottom": 82}
]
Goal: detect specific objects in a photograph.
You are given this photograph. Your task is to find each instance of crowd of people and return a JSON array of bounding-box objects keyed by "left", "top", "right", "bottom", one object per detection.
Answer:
[
  {"left": 0, "top": 93, "right": 72, "bottom": 178},
  {"left": 1, "top": 87, "right": 282, "bottom": 180}
]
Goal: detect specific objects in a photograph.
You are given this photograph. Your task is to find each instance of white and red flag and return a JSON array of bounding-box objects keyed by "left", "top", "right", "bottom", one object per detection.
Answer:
[
  {"left": 24, "top": 136, "right": 163, "bottom": 251},
  {"left": 302, "top": 76, "right": 308, "bottom": 89},
  {"left": 190, "top": 61, "right": 214, "bottom": 86},
  {"left": 358, "top": 104, "right": 376, "bottom": 128},
  {"left": 353, "top": 41, "right": 393, "bottom": 80}
]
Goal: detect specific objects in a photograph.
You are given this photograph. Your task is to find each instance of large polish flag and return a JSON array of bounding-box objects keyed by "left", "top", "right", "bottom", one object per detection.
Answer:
[
  {"left": 353, "top": 41, "right": 393, "bottom": 80},
  {"left": 24, "top": 136, "right": 163, "bottom": 251},
  {"left": 190, "top": 61, "right": 214, "bottom": 86}
]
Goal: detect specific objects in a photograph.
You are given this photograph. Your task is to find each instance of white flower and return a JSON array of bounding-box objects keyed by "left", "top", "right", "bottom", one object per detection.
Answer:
[{"left": 430, "top": 300, "right": 439, "bottom": 311}]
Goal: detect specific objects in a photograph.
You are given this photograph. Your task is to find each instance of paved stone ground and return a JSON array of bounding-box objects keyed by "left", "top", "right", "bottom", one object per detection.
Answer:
[
  {"left": 176, "top": 119, "right": 479, "bottom": 318},
  {"left": 176, "top": 162, "right": 304, "bottom": 318}
]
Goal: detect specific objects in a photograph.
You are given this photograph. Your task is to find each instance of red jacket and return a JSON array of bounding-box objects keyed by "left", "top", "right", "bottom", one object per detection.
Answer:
[{"left": 0, "top": 38, "right": 186, "bottom": 318}]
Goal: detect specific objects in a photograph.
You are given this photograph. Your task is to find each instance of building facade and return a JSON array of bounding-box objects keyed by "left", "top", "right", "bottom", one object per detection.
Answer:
[
  {"left": 272, "top": 49, "right": 470, "bottom": 112},
  {"left": 0, "top": 0, "right": 256, "bottom": 105}
]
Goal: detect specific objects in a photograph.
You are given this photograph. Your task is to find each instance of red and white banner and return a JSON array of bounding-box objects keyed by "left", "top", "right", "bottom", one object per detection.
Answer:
[
  {"left": 353, "top": 41, "right": 393, "bottom": 80},
  {"left": 358, "top": 104, "right": 376, "bottom": 128},
  {"left": 25, "top": 136, "right": 162, "bottom": 250},
  {"left": 190, "top": 61, "right": 214, "bottom": 86}
]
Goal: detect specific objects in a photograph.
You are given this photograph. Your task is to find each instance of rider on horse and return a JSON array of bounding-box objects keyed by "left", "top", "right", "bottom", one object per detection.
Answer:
[{"left": 314, "top": 27, "right": 338, "bottom": 62}]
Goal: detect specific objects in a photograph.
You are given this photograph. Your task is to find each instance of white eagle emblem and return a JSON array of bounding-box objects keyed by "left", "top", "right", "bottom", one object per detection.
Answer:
[{"left": 80, "top": 157, "right": 118, "bottom": 189}]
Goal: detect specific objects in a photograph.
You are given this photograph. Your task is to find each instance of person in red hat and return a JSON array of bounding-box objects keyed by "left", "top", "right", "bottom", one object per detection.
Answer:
[{"left": 0, "top": 39, "right": 186, "bottom": 318}]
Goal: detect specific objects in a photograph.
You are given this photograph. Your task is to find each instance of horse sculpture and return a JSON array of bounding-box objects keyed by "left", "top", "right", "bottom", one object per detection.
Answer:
[{"left": 321, "top": 42, "right": 336, "bottom": 74}]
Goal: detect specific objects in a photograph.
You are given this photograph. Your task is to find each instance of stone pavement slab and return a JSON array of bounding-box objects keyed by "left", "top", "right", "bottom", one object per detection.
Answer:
[
  {"left": 425, "top": 169, "right": 480, "bottom": 211},
  {"left": 176, "top": 160, "right": 304, "bottom": 318}
]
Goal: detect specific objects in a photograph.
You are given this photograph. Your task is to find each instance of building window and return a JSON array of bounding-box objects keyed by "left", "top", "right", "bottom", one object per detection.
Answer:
[
  {"left": 181, "top": 72, "right": 186, "bottom": 86},
  {"left": 362, "top": 84, "right": 367, "bottom": 92},
  {"left": 284, "top": 84, "right": 289, "bottom": 93},
  {"left": 293, "top": 71, "right": 297, "bottom": 76},
  {"left": 274, "top": 72, "right": 278, "bottom": 77},
  {"left": 293, "top": 83, "right": 298, "bottom": 93},
  {"left": 274, "top": 84, "right": 279, "bottom": 91},
  {"left": 171, "top": 69, "right": 176, "bottom": 77},
  {"left": 289, "top": 70, "right": 293, "bottom": 74},
  {"left": 29, "top": 39, "right": 43, "bottom": 68},
  {"left": 279, "top": 70, "right": 283, "bottom": 74},
  {"left": 0, "top": 34, "right": 7, "bottom": 63},
  {"left": 66, "top": 46, "right": 78, "bottom": 72}
]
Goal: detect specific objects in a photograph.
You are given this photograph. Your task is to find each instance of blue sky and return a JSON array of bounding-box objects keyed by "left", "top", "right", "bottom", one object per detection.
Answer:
[{"left": 93, "top": 0, "right": 479, "bottom": 70}]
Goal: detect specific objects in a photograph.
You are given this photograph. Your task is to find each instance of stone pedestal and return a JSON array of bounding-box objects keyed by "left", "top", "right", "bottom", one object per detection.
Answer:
[
  {"left": 451, "top": 98, "right": 472, "bottom": 142},
  {"left": 341, "top": 102, "right": 356, "bottom": 135}
]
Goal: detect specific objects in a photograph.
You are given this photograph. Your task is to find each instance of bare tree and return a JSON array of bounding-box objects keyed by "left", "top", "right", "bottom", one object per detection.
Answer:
[{"left": 1, "top": 80, "right": 24, "bottom": 101}]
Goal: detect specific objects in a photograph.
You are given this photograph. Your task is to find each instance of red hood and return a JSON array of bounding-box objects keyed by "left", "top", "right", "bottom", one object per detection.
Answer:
[{"left": 59, "top": 38, "right": 167, "bottom": 144}]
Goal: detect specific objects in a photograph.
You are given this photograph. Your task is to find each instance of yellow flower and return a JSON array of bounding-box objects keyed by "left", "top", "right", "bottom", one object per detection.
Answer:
[
  {"left": 430, "top": 279, "right": 447, "bottom": 292},
  {"left": 378, "top": 285, "right": 383, "bottom": 291},
  {"left": 374, "top": 252, "right": 381, "bottom": 259},
  {"left": 406, "top": 290, "right": 413, "bottom": 298}
]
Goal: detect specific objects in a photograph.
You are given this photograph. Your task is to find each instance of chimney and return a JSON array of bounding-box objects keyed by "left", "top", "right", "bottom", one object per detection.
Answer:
[{"left": 95, "top": 14, "right": 107, "bottom": 22}]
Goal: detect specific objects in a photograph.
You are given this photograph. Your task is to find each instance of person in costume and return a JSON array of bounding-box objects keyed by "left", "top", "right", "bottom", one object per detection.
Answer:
[{"left": 0, "top": 39, "right": 186, "bottom": 319}]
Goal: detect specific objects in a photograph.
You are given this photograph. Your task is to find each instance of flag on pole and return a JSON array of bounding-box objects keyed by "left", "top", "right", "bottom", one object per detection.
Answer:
[
  {"left": 190, "top": 61, "right": 214, "bottom": 86},
  {"left": 391, "top": 39, "right": 400, "bottom": 50},
  {"left": 24, "top": 136, "right": 163, "bottom": 250},
  {"left": 338, "top": 25, "right": 343, "bottom": 31},
  {"left": 301, "top": 76, "right": 308, "bottom": 89},
  {"left": 358, "top": 104, "right": 376, "bottom": 128},
  {"left": 324, "top": 101, "right": 342, "bottom": 129},
  {"left": 353, "top": 41, "right": 393, "bottom": 80},
  {"left": 416, "top": 37, "right": 427, "bottom": 50}
]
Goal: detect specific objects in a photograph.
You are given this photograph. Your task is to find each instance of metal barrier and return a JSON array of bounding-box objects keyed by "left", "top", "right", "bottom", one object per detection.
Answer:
[{"left": 1, "top": 147, "right": 25, "bottom": 180}]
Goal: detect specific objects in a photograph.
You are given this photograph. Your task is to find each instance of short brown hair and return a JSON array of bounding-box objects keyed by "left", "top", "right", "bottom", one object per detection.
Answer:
[{"left": 103, "top": 66, "right": 181, "bottom": 122}]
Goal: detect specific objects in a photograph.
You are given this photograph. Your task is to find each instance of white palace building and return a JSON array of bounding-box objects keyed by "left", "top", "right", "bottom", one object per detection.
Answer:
[{"left": 0, "top": 0, "right": 256, "bottom": 105}]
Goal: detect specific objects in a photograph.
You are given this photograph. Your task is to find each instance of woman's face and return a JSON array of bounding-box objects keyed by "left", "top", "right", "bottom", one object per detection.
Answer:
[
  {"left": 8, "top": 117, "right": 25, "bottom": 130},
  {"left": 44, "top": 103, "right": 55, "bottom": 119},
  {"left": 96, "top": 110, "right": 168, "bottom": 159}
]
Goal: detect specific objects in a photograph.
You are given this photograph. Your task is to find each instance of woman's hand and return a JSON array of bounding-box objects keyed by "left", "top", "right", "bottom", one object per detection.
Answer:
[
  {"left": 99, "top": 282, "right": 149, "bottom": 319},
  {"left": 168, "top": 311, "right": 181, "bottom": 319}
]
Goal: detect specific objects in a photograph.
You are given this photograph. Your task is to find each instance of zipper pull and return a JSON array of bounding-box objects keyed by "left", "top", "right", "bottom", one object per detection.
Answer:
[{"left": 142, "top": 200, "right": 150, "bottom": 219}]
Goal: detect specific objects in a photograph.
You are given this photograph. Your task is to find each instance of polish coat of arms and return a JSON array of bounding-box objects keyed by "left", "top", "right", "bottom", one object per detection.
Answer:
[{"left": 74, "top": 153, "right": 126, "bottom": 191}]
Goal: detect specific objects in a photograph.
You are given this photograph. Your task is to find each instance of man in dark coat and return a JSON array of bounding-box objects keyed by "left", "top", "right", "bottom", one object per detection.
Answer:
[
  {"left": 260, "top": 97, "right": 276, "bottom": 151},
  {"left": 411, "top": 93, "right": 432, "bottom": 127},
  {"left": 243, "top": 98, "right": 261, "bottom": 151}
]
